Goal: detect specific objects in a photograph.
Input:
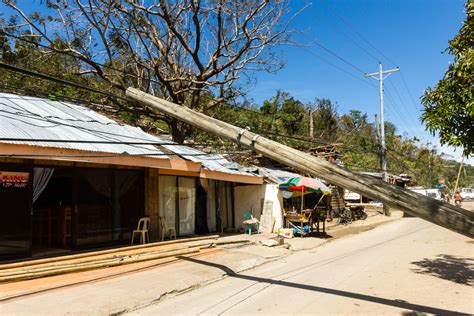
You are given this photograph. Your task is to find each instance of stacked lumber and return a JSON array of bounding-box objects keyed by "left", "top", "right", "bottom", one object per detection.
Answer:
[{"left": 0, "top": 236, "right": 250, "bottom": 283}]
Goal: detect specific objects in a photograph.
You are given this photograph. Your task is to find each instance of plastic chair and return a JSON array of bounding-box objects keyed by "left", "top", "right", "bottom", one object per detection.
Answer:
[
  {"left": 243, "top": 212, "right": 259, "bottom": 235},
  {"left": 159, "top": 216, "right": 177, "bottom": 241},
  {"left": 131, "top": 217, "right": 150, "bottom": 245}
]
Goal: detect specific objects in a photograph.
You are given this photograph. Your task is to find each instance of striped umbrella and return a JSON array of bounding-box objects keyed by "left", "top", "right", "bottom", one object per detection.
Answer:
[{"left": 279, "top": 176, "right": 331, "bottom": 211}]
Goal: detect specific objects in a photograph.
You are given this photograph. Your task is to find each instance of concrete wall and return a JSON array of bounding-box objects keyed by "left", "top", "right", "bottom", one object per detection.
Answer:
[{"left": 234, "top": 184, "right": 284, "bottom": 233}]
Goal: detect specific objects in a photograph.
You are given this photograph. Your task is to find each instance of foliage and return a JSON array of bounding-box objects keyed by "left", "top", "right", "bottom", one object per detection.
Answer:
[
  {"left": 2, "top": 0, "right": 301, "bottom": 143},
  {"left": 421, "top": 2, "right": 474, "bottom": 156}
]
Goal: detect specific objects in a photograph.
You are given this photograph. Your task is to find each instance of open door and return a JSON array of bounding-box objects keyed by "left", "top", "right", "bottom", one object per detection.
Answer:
[{"left": 0, "top": 169, "right": 32, "bottom": 261}]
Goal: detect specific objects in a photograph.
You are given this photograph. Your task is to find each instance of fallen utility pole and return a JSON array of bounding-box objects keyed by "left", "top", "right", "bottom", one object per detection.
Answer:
[{"left": 126, "top": 88, "right": 473, "bottom": 238}]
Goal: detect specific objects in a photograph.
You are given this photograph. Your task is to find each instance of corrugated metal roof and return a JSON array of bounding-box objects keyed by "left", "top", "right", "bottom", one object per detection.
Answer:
[
  {"left": 0, "top": 93, "right": 259, "bottom": 178},
  {"left": 0, "top": 92, "right": 169, "bottom": 157},
  {"left": 256, "top": 167, "right": 302, "bottom": 184},
  {"left": 162, "top": 144, "right": 255, "bottom": 176}
]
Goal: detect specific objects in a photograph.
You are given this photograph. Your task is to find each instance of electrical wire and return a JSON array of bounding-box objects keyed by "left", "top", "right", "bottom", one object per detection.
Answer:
[
  {"left": 0, "top": 150, "right": 252, "bottom": 159},
  {"left": 387, "top": 79, "right": 420, "bottom": 127},
  {"left": 302, "top": 47, "right": 377, "bottom": 89},
  {"left": 307, "top": 37, "right": 367, "bottom": 74},
  {"left": 1, "top": 32, "right": 162, "bottom": 86},
  {"left": 320, "top": 0, "right": 399, "bottom": 68},
  {"left": 0, "top": 62, "right": 131, "bottom": 102}
]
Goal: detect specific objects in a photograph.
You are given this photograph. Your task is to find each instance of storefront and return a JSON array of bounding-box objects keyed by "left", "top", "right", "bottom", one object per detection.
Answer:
[
  {"left": 0, "top": 162, "right": 145, "bottom": 261},
  {"left": 0, "top": 92, "right": 262, "bottom": 262}
]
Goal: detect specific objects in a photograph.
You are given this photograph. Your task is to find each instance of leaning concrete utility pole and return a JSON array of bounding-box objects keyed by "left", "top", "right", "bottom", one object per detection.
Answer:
[
  {"left": 365, "top": 63, "right": 400, "bottom": 216},
  {"left": 126, "top": 88, "right": 473, "bottom": 238}
]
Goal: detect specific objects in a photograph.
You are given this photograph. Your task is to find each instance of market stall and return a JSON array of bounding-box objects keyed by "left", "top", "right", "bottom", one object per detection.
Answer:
[{"left": 279, "top": 177, "right": 331, "bottom": 237}]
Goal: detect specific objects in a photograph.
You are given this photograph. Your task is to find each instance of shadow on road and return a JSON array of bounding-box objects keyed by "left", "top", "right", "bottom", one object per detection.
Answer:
[
  {"left": 178, "top": 256, "right": 470, "bottom": 316},
  {"left": 411, "top": 254, "right": 474, "bottom": 286}
]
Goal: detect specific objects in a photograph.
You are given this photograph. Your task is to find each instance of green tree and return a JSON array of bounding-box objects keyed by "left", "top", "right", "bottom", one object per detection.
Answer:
[
  {"left": 279, "top": 97, "right": 305, "bottom": 136},
  {"left": 421, "top": 1, "right": 474, "bottom": 156}
]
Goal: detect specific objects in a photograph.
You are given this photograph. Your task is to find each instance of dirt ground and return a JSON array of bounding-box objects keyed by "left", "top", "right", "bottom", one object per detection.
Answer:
[{"left": 461, "top": 200, "right": 474, "bottom": 211}]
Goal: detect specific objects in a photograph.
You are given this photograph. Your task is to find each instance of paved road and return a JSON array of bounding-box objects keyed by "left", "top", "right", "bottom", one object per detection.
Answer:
[{"left": 129, "top": 218, "right": 473, "bottom": 315}]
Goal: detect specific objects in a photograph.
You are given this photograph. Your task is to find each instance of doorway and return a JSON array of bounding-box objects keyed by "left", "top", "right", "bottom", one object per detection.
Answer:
[{"left": 32, "top": 168, "right": 73, "bottom": 256}]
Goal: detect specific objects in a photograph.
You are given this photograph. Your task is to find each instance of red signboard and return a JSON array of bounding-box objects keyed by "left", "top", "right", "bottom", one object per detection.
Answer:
[{"left": 0, "top": 171, "right": 29, "bottom": 188}]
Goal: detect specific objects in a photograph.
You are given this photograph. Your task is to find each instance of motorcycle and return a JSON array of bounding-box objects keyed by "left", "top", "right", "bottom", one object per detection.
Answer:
[{"left": 328, "top": 206, "right": 368, "bottom": 225}]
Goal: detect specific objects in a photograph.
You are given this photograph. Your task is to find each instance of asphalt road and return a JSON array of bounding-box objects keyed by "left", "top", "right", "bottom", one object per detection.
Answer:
[{"left": 129, "top": 218, "right": 474, "bottom": 316}]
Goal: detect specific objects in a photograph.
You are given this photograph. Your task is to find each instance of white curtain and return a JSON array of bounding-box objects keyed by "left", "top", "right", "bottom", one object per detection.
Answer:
[
  {"left": 158, "top": 175, "right": 177, "bottom": 230},
  {"left": 33, "top": 167, "right": 54, "bottom": 203},
  {"left": 178, "top": 177, "right": 195, "bottom": 235}
]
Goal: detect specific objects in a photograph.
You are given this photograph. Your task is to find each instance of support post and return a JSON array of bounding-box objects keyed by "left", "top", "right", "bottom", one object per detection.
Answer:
[
  {"left": 454, "top": 156, "right": 465, "bottom": 198},
  {"left": 126, "top": 87, "right": 474, "bottom": 238}
]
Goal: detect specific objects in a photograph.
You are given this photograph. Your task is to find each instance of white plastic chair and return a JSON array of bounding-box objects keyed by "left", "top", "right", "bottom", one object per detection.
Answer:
[
  {"left": 131, "top": 217, "right": 150, "bottom": 245},
  {"left": 159, "top": 216, "right": 176, "bottom": 241}
]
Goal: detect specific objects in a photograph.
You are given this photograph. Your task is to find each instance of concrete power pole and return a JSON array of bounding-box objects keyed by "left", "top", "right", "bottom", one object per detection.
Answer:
[
  {"left": 126, "top": 87, "right": 473, "bottom": 238},
  {"left": 365, "top": 63, "right": 399, "bottom": 216}
]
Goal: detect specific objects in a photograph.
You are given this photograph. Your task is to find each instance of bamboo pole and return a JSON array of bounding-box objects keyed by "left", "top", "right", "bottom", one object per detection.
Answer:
[
  {"left": 126, "top": 88, "right": 474, "bottom": 238},
  {"left": 0, "top": 247, "right": 201, "bottom": 283},
  {"left": 0, "top": 239, "right": 250, "bottom": 280},
  {"left": 0, "top": 235, "right": 220, "bottom": 270}
]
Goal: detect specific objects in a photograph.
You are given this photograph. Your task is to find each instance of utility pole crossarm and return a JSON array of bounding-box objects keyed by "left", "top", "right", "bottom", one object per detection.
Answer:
[{"left": 364, "top": 67, "right": 400, "bottom": 77}]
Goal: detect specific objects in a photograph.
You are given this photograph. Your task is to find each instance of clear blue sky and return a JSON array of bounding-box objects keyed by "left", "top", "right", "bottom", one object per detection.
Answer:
[{"left": 248, "top": 0, "right": 470, "bottom": 164}]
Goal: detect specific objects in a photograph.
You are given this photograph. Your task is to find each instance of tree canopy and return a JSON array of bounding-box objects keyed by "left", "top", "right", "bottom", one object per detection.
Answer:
[
  {"left": 421, "top": 1, "right": 474, "bottom": 156},
  {"left": 2, "top": 0, "right": 302, "bottom": 142}
]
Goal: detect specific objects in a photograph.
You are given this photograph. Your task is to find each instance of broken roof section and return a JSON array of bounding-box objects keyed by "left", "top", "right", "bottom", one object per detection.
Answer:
[{"left": 0, "top": 93, "right": 262, "bottom": 184}]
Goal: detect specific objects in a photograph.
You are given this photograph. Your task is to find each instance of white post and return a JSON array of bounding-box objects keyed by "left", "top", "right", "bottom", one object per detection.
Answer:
[
  {"left": 379, "top": 63, "right": 387, "bottom": 185},
  {"left": 365, "top": 64, "right": 399, "bottom": 216}
]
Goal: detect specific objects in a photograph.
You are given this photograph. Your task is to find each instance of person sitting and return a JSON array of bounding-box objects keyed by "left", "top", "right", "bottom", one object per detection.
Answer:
[{"left": 453, "top": 191, "right": 462, "bottom": 206}]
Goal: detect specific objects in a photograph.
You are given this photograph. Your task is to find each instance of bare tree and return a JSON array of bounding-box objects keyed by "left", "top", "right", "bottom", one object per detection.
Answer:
[{"left": 2, "top": 0, "right": 304, "bottom": 142}]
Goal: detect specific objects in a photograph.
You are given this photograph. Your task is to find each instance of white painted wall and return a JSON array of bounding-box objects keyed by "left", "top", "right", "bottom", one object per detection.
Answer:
[{"left": 234, "top": 184, "right": 284, "bottom": 233}]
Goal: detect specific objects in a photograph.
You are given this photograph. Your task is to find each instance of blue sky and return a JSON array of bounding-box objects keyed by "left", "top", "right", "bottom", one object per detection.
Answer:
[{"left": 247, "top": 0, "right": 471, "bottom": 164}]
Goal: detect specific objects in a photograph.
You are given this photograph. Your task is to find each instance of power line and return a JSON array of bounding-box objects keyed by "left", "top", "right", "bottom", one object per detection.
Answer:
[
  {"left": 0, "top": 59, "right": 394, "bottom": 159},
  {"left": 384, "top": 86, "right": 419, "bottom": 134},
  {"left": 0, "top": 137, "right": 214, "bottom": 147},
  {"left": 309, "top": 38, "right": 366, "bottom": 74},
  {"left": 302, "top": 47, "right": 377, "bottom": 89},
  {"left": 399, "top": 70, "right": 420, "bottom": 109},
  {"left": 0, "top": 150, "right": 251, "bottom": 159},
  {"left": 0, "top": 62, "right": 131, "bottom": 102},
  {"left": 313, "top": 4, "right": 380, "bottom": 64},
  {"left": 1, "top": 32, "right": 161, "bottom": 86},
  {"left": 383, "top": 89, "right": 414, "bottom": 133},
  {"left": 321, "top": 0, "right": 398, "bottom": 67}
]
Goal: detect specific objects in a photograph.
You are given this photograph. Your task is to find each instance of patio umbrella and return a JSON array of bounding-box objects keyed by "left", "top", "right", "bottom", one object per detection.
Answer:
[{"left": 279, "top": 176, "right": 331, "bottom": 211}]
